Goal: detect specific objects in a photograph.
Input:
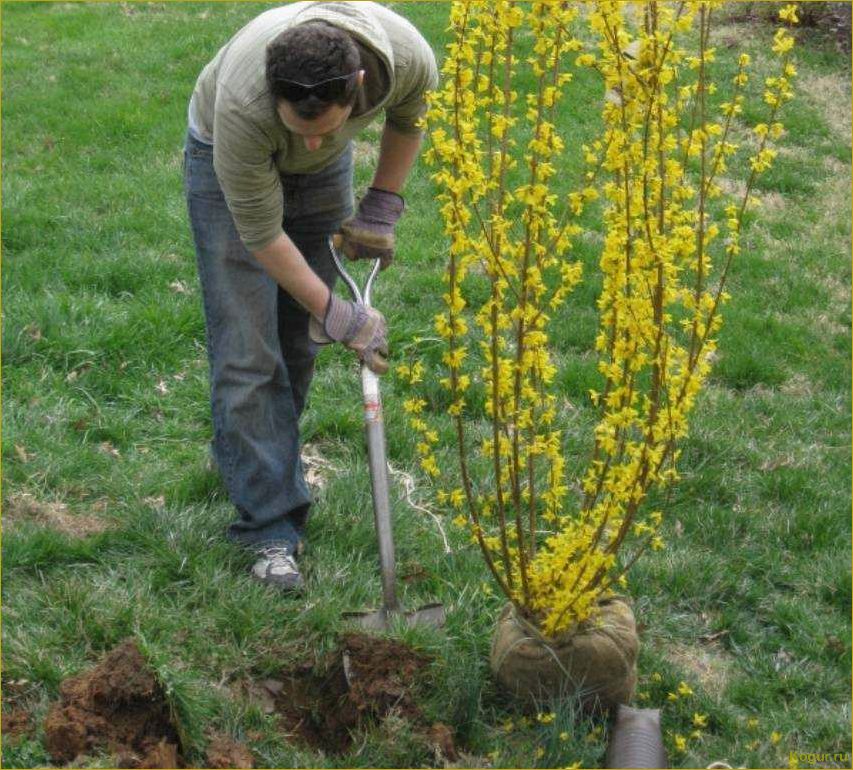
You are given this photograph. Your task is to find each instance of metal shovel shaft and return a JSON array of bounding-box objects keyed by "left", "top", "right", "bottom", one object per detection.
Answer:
[{"left": 360, "top": 363, "right": 399, "bottom": 614}]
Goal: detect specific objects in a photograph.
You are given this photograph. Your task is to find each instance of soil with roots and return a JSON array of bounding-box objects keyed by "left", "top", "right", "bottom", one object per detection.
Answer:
[
  {"left": 43, "top": 640, "right": 182, "bottom": 768},
  {"left": 268, "top": 632, "right": 434, "bottom": 754}
]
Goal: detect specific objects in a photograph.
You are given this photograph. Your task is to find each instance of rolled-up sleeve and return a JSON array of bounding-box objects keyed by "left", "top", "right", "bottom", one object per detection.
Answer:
[
  {"left": 212, "top": 89, "right": 286, "bottom": 253},
  {"left": 385, "top": 38, "right": 439, "bottom": 134}
]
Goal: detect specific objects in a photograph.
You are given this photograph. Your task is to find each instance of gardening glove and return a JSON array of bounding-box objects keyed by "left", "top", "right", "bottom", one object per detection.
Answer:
[
  {"left": 339, "top": 187, "right": 405, "bottom": 270},
  {"left": 309, "top": 293, "right": 389, "bottom": 375}
]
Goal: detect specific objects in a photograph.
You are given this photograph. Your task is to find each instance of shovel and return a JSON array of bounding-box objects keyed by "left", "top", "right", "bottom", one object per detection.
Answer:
[{"left": 328, "top": 236, "right": 446, "bottom": 633}]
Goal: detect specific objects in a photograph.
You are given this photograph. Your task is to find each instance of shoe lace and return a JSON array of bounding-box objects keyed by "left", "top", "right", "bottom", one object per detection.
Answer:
[{"left": 258, "top": 545, "right": 293, "bottom": 562}]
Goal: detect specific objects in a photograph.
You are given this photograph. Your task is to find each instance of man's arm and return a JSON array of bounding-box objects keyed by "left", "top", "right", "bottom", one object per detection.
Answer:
[
  {"left": 371, "top": 123, "right": 424, "bottom": 194},
  {"left": 338, "top": 125, "right": 423, "bottom": 267},
  {"left": 254, "top": 233, "right": 388, "bottom": 373},
  {"left": 254, "top": 233, "right": 330, "bottom": 318}
]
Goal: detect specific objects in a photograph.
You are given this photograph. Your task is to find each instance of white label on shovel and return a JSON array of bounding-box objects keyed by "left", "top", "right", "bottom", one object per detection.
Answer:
[{"left": 362, "top": 366, "right": 382, "bottom": 423}]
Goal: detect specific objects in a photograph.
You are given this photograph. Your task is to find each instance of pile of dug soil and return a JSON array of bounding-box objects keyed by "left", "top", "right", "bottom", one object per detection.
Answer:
[
  {"left": 2, "top": 706, "right": 34, "bottom": 743},
  {"left": 43, "top": 639, "right": 182, "bottom": 768},
  {"left": 2, "top": 674, "right": 39, "bottom": 746},
  {"left": 269, "top": 632, "right": 431, "bottom": 754},
  {"left": 205, "top": 733, "right": 255, "bottom": 768}
]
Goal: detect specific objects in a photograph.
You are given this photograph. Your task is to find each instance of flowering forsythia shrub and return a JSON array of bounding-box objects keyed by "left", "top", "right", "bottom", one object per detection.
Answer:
[{"left": 405, "top": 1, "right": 799, "bottom": 637}]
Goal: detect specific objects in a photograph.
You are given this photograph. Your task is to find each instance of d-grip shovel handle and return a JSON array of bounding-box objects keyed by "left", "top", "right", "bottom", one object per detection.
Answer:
[
  {"left": 328, "top": 235, "right": 399, "bottom": 615},
  {"left": 328, "top": 235, "right": 381, "bottom": 309},
  {"left": 327, "top": 234, "right": 384, "bottom": 416}
]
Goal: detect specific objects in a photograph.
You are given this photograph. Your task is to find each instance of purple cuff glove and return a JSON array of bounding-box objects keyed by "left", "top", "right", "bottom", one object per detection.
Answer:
[
  {"left": 339, "top": 187, "right": 405, "bottom": 270},
  {"left": 309, "top": 293, "right": 389, "bottom": 375}
]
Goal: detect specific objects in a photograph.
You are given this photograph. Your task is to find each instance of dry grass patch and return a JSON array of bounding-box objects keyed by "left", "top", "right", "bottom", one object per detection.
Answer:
[
  {"left": 301, "top": 442, "right": 341, "bottom": 492},
  {"left": 665, "top": 640, "right": 734, "bottom": 695},
  {"left": 819, "top": 155, "right": 852, "bottom": 227},
  {"left": 808, "top": 155, "right": 852, "bottom": 308},
  {"left": 710, "top": 22, "right": 743, "bottom": 49},
  {"left": 717, "top": 177, "right": 786, "bottom": 213},
  {"left": 800, "top": 72, "right": 852, "bottom": 141},
  {"left": 353, "top": 140, "right": 379, "bottom": 169},
  {"left": 780, "top": 372, "right": 816, "bottom": 398},
  {"left": 2, "top": 492, "right": 111, "bottom": 538}
]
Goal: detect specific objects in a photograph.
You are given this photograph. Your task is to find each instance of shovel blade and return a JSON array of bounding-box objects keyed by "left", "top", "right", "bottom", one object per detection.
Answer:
[{"left": 343, "top": 603, "right": 446, "bottom": 632}]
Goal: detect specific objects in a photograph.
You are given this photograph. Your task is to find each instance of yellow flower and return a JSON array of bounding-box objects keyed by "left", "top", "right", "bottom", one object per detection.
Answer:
[
  {"left": 778, "top": 4, "right": 800, "bottom": 24},
  {"left": 771, "top": 731, "right": 783, "bottom": 745},
  {"left": 559, "top": 731, "right": 569, "bottom": 742},
  {"left": 420, "top": 455, "right": 440, "bottom": 478},
  {"left": 537, "top": 712, "right": 555, "bottom": 724},
  {"left": 673, "top": 734, "right": 687, "bottom": 753},
  {"left": 535, "top": 747, "right": 546, "bottom": 759},
  {"left": 692, "top": 713, "right": 708, "bottom": 728},
  {"left": 449, "top": 488, "right": 465, "bottom": 508},
  {"left": 396, "top": 360, "right": 425, "bottom": 385},
  {"left": 677, "top": 681, "right": 694, "bottom": 697},
  {"left": 772, "top": 29, "right": 795, "bottom": 55},
  {"left": 403, "top": 397, "right": 427, "bottom": 415},
  {"left": 747, "top": 717, "right": 759, "bottom": 731}
]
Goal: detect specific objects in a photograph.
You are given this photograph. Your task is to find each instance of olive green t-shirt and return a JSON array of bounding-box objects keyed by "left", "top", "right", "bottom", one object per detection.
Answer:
[{"left": 188, "top": 1, "right": 438, "bottom": 252}]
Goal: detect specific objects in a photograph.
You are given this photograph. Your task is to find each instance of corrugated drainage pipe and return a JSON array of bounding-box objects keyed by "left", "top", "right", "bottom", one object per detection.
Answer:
[{"left": 605, "top": 705, "right": 669, "bottom": 768}]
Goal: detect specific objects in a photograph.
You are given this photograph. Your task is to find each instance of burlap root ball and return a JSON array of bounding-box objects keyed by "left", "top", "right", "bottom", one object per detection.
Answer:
[{"left": 489, "top": 596, "right": 639, "bottom": 710}]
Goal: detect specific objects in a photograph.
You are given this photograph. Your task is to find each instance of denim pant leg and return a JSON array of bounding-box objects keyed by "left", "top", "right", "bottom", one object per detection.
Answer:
[
  {"left": 185, "top": 135, "right": 306, "bottom": 549},
  {"left": 184, "top": 133, "right": 353, "bottom": 549},
  {"left": 276, "top": 235, "right": 338, "bottom": 421},
  {"left": 274, "top": 235, "right": 336, "bottom": 533}
]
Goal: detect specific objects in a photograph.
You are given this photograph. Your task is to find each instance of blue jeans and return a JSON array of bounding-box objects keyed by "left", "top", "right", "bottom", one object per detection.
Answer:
[{"left": 183, "top": 132, "right": 354, "bottom": 550}]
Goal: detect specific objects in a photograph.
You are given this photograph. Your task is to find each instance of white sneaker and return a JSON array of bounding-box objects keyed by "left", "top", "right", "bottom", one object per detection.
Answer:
[{"left": 251, "top": 544, "right": 304, "bottom": 592}]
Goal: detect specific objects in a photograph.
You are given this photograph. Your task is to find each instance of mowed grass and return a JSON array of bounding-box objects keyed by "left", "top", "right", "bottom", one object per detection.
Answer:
[{"left": 2, "top": 3, "right": 850, "bottom": 768}]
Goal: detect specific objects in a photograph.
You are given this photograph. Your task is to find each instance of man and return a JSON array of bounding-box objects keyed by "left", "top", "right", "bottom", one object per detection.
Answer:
[{"left": 183, "top": 2, "right": 438, "bottom": 592}]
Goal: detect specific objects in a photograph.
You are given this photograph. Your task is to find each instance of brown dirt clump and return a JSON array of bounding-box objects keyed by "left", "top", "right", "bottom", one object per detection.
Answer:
[
  {"left": 427, "top": 722, "right": 458, "bottom": 762},
  {"left": 2, "top": 706, "right": 34, "bottom": 743},
  {"left": 43, "top": 639, "right": 182, "bottom": 768},
  {"left": 205, "top": 734, "right": 254, "bottom": 768},
  {"left": 265, "top": 632, "right": 430, "bottom": 754}
]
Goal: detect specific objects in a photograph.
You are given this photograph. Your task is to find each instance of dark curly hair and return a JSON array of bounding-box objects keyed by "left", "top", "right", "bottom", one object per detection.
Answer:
[{"left": 266, "top": 21, "right": 361, "bottom": 120}]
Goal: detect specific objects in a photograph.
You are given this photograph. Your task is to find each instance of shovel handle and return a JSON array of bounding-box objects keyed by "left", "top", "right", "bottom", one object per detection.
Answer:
[
  {"left": 328, "top": 235, "right": 381, "bottom": 308},
  {"left": 328, "top": 235, "right": 384, "bottom": 417}
]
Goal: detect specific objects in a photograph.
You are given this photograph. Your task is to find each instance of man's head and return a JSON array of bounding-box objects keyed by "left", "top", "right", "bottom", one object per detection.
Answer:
[{"left": 266, "top": 21, "right": 363, "bottom": 150}]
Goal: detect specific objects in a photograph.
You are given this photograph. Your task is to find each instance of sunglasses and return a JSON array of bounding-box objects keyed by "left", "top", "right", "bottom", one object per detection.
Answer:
[{"left": 277, "top": 71, "right": 361, "bottom": 102}]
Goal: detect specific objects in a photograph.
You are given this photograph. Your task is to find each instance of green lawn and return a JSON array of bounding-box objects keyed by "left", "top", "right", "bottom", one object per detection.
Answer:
[{"left": 2, "top": 3, "right": 850, "bottom": 769}]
